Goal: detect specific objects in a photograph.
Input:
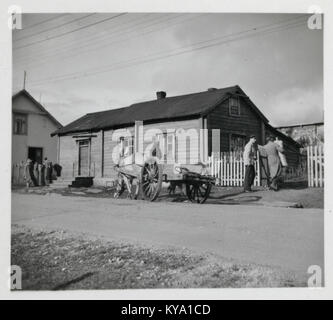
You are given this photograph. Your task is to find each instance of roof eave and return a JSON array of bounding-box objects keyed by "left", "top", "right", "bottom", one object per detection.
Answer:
[{"left": 13, "top": 89, "right": 63, "bottom": 128}]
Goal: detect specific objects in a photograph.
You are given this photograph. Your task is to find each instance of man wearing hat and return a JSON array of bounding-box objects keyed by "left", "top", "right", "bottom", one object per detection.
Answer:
[
  {"left": 243, "top": 135, "right": 257, "bottom": 192},
  {"left": 24, "top": 158, "right": 37, "bottom": 188}
]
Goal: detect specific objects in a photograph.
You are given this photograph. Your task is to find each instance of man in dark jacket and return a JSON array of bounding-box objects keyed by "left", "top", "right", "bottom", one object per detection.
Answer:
[{"left": 243, "top": 135, "right": 257, "bottom": 192}]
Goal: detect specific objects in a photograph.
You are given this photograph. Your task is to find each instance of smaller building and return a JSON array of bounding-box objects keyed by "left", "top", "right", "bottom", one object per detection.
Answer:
[{"left": 12, "top": 89, "right": 62, "bottom": 165}]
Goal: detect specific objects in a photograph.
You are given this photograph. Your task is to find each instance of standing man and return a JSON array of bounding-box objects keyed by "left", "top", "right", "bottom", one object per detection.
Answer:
[
  {"left": 44, "top": 157, "right": 53, "bottom": 185},
  {"left": 24, "top": 158, "right": 34, "bottom": 188},
  {"left": 243, "top": 135, "right": 257, "bottom": 192},
  {"left": 263, "top": 136, "right": 284, "bottom": 191}
]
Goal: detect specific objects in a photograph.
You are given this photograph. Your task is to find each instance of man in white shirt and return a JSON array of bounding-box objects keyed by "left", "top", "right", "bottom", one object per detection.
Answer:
[{"left": 243, "top": 135, "right": 257, "bottom": 192}]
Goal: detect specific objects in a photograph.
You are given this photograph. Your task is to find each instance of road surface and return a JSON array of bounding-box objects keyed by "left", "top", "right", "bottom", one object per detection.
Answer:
[{"left": 12, "top": 193, "right": 324, "bottom": 276}]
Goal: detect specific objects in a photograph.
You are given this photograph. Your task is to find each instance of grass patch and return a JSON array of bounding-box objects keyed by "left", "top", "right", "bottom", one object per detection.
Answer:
[{"left": 11, "top": 225, "right": 306, "bottom": 290}]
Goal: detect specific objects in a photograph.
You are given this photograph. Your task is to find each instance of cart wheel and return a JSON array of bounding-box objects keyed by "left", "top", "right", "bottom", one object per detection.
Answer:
[
  {"left": 140, "top": 160, "right": 163, "bottom": 201},
  {"left": 186, "top": 182, "right": 211, "bottom": 204}
]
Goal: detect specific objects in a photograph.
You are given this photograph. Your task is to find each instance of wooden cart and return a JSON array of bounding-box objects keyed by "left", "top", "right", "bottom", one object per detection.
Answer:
[{"left": 114, "top": 155, "right": 215, "bottom": 204}]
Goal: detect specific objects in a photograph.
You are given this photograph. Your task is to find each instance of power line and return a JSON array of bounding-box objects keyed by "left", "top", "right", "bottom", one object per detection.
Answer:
[
  {"left": 24, "top": 16, "right": 308, "bottom": 88},
  {"left": 25, "top": 18, "right": 308, "bottom": 87},
  {"left": 14, "top": 13, "right": 152, "bottom": 65},
  {"left": 14, "top": 13, "right": 299, "bottom": 70},
  {"left": 19, "top": 14, "right": 69, "bottom": 31},
  {"left": 15, "top": 13, "right": 198, "bottom": 68},
  {"left": 13, "top": 13, "right": 127, "bottom": 50},
  {"left": 14, "top": 13, "right": 195, "bottom": 68},
  {"left": 14, "top": 13, "right": 97, "bottom": 42},
  {"left": 13, "top": 13, "right": 178, "bottom": 65}
]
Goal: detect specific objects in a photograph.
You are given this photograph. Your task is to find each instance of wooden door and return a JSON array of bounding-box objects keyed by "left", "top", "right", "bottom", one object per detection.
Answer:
[{"left": 78, "top": 141, "right": 89, "bottom": 176}]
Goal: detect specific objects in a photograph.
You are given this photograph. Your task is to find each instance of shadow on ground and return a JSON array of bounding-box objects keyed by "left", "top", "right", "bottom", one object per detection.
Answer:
[{"left": 12, "top": 182, "right": 323, "bottom": 209}]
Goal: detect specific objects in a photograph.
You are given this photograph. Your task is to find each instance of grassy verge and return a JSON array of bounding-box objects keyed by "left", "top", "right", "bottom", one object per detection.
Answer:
[{"left": 11, "top": 225, "right": 306, "bottom": 290}]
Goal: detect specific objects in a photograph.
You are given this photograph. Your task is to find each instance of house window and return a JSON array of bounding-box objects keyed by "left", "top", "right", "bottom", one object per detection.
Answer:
[
  {"left": 229, "top": 97, "right": 240, "bottom": 116},
  {"left": 13, "top": 113, "right": 27, "bottom": 135},
  {"left": 230, "top": 134, "right": 247, "bottom": 152},
  {"left": 119, "top": 136, "right": 134, "bottom": 156},
  {"left": 156, "top": 132, "right": 176, "bottom": 162}
]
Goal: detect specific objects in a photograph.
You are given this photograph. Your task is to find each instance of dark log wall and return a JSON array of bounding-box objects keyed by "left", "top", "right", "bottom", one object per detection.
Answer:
[
  {"left": 207, "top": 97, "right": 264, "bottom": 154},
  {"left": 207, "top": 97, "right": 300, "bottom": 167}
]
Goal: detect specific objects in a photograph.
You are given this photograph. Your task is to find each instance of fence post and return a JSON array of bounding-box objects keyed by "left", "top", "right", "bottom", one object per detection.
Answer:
[
  {"left": 230, "top": 152, "right": 234, "bottom": 186},
  {"left": 318, "top": 145, "right": 322, "bottom": 187},
  {"left": 314, "top": 146, "right": 318, "bottom": 187},
  {"left": 235, "top": 154, "right": 239, "bottom": 187},
  {"left": 222, "top": 153, "right": 226, "bottom": 186},
  {"left": 307, "top": 146, "right": 310, "bottom": 187},
  {"left": 215, "top": 153, "right": 222, "bottom": 186},
  {"left": 16, "top": 164, "right": 20, "bottom": 184},
  {"left": 240, "top": 155, "right": 243, "bottom": 187},
  {"left": 210, "top": 154, "right": 213, "bottom": 176},
  {"left": 310, "top": 146, "right": 313, "bottom": 187}
]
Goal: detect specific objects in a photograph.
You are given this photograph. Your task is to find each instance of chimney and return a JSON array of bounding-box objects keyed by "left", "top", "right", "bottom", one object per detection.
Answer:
[{"left": 156, "top": 91, "right": 167, "bottom": 100}]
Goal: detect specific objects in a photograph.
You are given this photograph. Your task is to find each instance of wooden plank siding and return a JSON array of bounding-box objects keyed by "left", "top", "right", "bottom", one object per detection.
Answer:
[
  {"left": 142, "top": 118, "right": 202, "bottom": 179},
  {"left": 90, "top": 131, "right": 103, "bottom": 177},
  {"left": 103, "top": 127, "right": 135, "bottom": 180},
  {"left": 58, "top": 135, "right": 78, "bottom": 178},
  {"left": 142, "top": 118, "right": 201, "bottom": 163},
  {"left": 59, "top": 118, "right": 202, "bottom": 181},
  {"left": 207, "top": 97, "right": 264, "bottom": 154},
  {"left": 102, "top": 118, "right": 202, "bottom": 179}
]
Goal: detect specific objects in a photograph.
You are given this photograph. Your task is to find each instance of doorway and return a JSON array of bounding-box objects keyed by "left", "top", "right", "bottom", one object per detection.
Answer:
[
  {"left": 28, "top": 147, "right": 43, "bottom": 164},
  {"left": 78, "top": 140, "right": 89, "bottom": 176}
]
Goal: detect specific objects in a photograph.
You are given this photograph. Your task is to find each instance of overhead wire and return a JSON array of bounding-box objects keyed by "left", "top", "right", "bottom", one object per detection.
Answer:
[
  {"left": 14, "top": 13, "right": 201, "bottom": 69},
  {"left": 13, "top": 13, "right": 184, "bottom": 66},
  {"left": 23, "top": 15, "right": 309, "bottom": 88},
  {"left": 18, "top": 13, "right": 70, "bottom": 31},
  {"left": 13, "top": 13, "right": 127, "bottom": 50},
  {"left": 13, "top": 13, "right": 158, "bottom": 63},
  {"left": 14, "top": 13, "right": 97, "bottom": 42}
]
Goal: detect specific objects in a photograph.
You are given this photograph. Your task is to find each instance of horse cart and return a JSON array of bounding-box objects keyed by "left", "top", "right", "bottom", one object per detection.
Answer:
[{"left": 113, "top": 149, "right": 215, "bottom": 204}]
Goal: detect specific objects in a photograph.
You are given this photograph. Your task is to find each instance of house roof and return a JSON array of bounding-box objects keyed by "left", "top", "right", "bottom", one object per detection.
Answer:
[
  {"left": 12, "top": 89, "right": 62, "bottom": 129},
  {"left": 52, "top": 85, "right": 269, "bottom": 136},
  {"left": 266, "top": 123, "right": 302, "bottom": 148},
  {"left": 275, "top": 121, "right": 324, "bottom": 129}
]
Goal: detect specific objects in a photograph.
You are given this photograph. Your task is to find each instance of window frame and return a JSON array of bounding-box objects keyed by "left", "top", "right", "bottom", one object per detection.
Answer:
[
  {"left": 13, "top": 112, "right": 28, "bottom": 135},
  {"left": 228, "top": 96, "right": 241, "bottom": 117},
  {"left": 119, "top": 136, "right": 134, "bottom": 156},
  {"left": 229, "top": 133, "right": 247, "bottom": 153},
  {"left": 156, "top": 131, "right": 176, "bottom": 163}
]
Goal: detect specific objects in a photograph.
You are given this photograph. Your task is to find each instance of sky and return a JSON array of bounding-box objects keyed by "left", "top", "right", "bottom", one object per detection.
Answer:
[{"left": 12, "top": 13, "right": 323, "bottom": 127}]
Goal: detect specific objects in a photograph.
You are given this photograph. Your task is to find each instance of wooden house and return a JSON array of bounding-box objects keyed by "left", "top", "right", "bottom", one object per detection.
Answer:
[
  {"left": 12, "top": 89, "right": 62, "bottom": 165},
  {"left": 52, "top": 85, "right": 301, "bottom": 186}
]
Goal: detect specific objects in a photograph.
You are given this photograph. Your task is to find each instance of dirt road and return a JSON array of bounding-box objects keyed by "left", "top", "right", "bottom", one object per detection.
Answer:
[{"left": 12, "top": 193, "right": 323, "bottom": 278}]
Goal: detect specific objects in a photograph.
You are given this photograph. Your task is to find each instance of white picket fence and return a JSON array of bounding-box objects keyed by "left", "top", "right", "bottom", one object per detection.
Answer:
[
  {"left": 12, "top": 162, "right": 26, "bottom": 185},
  {"left": 208, "top": 151, "right": 261, "bottom": 187},
  {"left": 307, "top": 145, "right": 324, "bottom": 187}
]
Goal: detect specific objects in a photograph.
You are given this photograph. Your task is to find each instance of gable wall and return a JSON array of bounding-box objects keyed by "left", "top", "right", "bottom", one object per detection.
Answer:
[
  {"left": 207, "top": 97, "right": 264, "bottom": 154},
  {"left": 12, "top": 95, "right": 60, "bottom": 164}
]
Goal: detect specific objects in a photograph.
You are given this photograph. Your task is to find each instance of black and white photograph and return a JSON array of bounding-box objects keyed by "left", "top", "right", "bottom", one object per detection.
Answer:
[{"left": 1, "top": 0, "right": 332, "bottom": 301}]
